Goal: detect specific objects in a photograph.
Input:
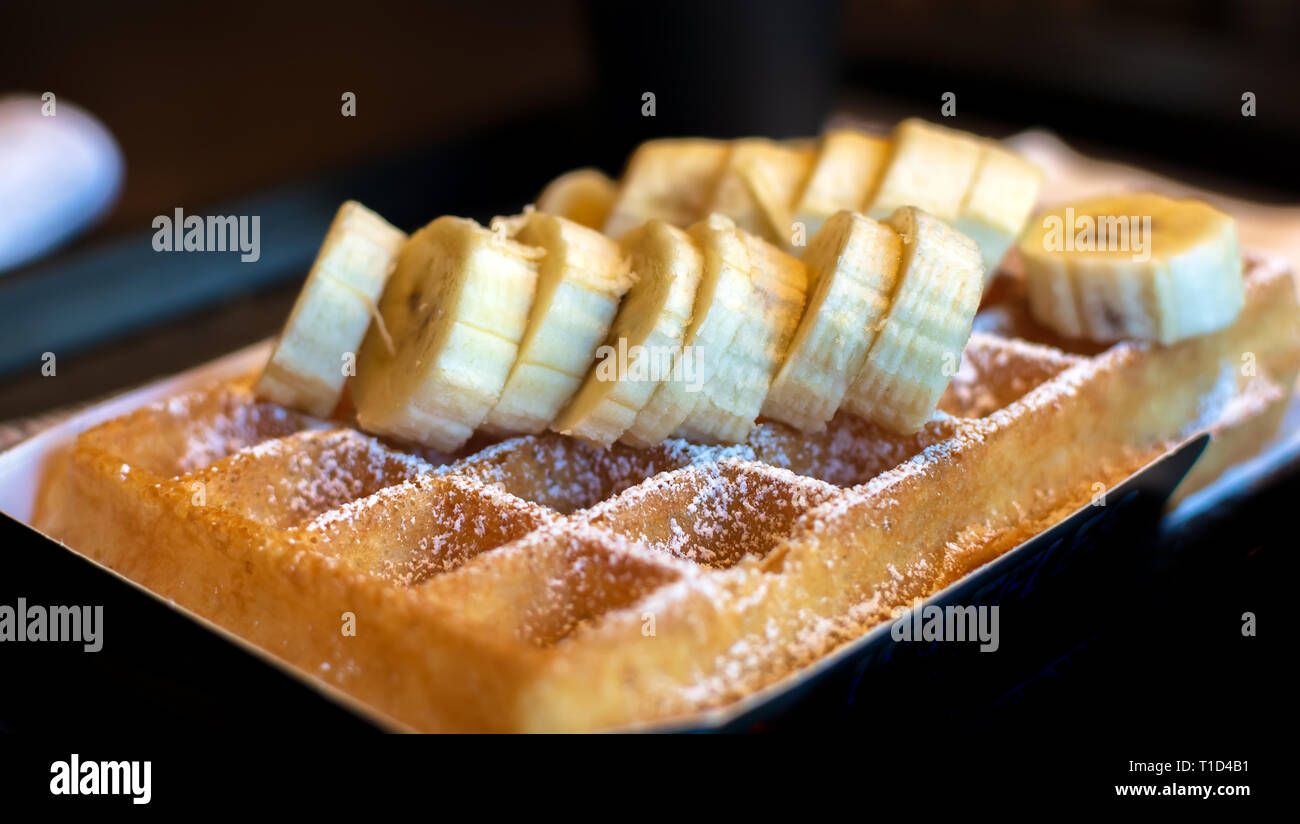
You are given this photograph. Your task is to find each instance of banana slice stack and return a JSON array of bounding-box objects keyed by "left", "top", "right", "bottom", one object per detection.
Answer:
[
  {"left": 673, "top": 215, "right": 808, "bottom": 444},
  {"left": 546, "top": 118, "right": 1040, "bottom": 280},
  {"left": 256, "top": 198, "right": 987, "bottom": 452},
  {"left": 483, "top": 211, "right": 634, "bottom": 434},
  {"left": 762, "top": 210, "right": 901, "bottom": 432},
  {"left": 864, "top": 119, "right": 1042, "bottom": 281},
  {"left": 840, "top": 207, "right": 983, "bottom": 433},
  {"left": 254, "top": 129, "right": 1247, "bottom": 454},
  {"left": 552, "top": 219, "right": 702, "bottom": 446},
  {"left": 251, "top": 122, "right": 1046, "bottom": 450}
]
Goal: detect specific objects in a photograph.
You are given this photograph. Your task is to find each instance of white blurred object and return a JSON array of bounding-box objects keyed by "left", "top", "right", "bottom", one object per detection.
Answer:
[{"left": 0, "top": 93, "right": 123, "bottom": 272}]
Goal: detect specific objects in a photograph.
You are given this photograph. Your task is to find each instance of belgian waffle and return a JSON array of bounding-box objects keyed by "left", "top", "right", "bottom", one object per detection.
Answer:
[{"left": 33, "top": 255, "right": 1300, "bottom": 731}]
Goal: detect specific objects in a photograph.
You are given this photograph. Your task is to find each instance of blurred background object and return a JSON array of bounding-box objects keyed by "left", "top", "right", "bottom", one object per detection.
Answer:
[
  {"left": 0, "top": 0, "right": 1297, "bottom": 418},
  {"left": 0, "top": 95, "right": 122, "bottom": 272}
]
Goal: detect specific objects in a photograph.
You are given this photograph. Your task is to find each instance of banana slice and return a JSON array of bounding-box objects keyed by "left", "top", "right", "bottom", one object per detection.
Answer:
[
  {"left": 792, "top": 129, "right": 891, "bottom": 242},
  {"left": 254, "top": 201, "right": 405, "bottom": 418},
  {"left": 843, "top": 206, "right": 983, "bottom": 434},
  {"left": 867, "top": 119, "right": 1040, "bottom": 280},
  {"left": 780, "top": 136, "right": 819, "bottom": 153},
  {"left": 957, "top": 142, "right": 1042, "bottom": 280},
  {"left": 676, "top": 216, "right": 807, "bottom": 443},
  {"left": 705, "top": 138, "right": 814, "bottom": 246},
  {"left": 551, "top": 220, "right": 703, "bottom": 447},
  {"left": 621, "top": 214, "right": 755, "bottom": 447},
  {"left": 1019, "top": 193, "right": 1243, "bottom": 344},
  {"left": 762, "top": 210, "right": 902, "bottom": 432},
  {"left": 602, "top": 139, "right": 729, "bottom": 239},
  {"left": 354, "top": 216, "right": 542, "bottom": 452},
  {"left": 484, "top": 212, "right": 634, "bottom": 434},
  {"left": 535, "top": 168, "right": 618, "bottom": 230},
  {"left": 867, "top": 119, "right": 982, "bottom": 225}
]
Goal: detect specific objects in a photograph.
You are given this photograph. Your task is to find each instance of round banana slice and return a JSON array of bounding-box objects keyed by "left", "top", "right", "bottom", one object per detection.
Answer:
[
  {"left": 353, "top": 216, "right": 542, "bottom": 452},
  {"left": 620, "top": 214, "right": 754, "bottom": 447},
  {"left": 551, "top": 220, "right": 702, "bottom": 447},
  {"left": 484, "top": 212, "right": 633, "bottom": 435},
  {"left": 675, "top": 216, "right": 808, "bottom": 444},
  {"left": 536, "top": 168, "right": 618, "bottom": 230},
  {"left": 762, "top": 210, "right": 902, "bottom": 433},
  {"left": 1018, "top": 192, "right": 1243, "bottom": 344},
  {"left": 866, "top": 118, "right": 1041, "bottom": 281},
  {"left": 601, "top": 138, "right": 729, "bottom": 239},
  {"left": 705, "top": 138, "right": 814, "bottom": 247},
  {"left": 254, "top": 201, "right": 405, "bottom": 418},
  {"left": 843, "top": 206, "right": 984, "bottom": 434},
  {"left": 867, "top": 119, "right": 980, "bottom": 225},
  {"left": 792, "top": 129, "right": 891, "bottom": 242},
  {"left": 957, "top": 142, "right": 1042, "bottom": 282}
]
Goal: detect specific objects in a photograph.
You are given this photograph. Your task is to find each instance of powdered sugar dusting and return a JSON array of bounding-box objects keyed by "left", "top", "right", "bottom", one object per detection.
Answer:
[
  {"left": 447, "top": 433, "right": 705, "bottom": 513},
  {"left": 299, "top": 472, "right": 555, "bottom": 585},
  {"left": 196, "top": 428, "right": 432, "bottom": 528},
  {"left": 747, "top": 413, "right": 960, "bottom": 487},
  {"left": 579, "top": 459, "right": 841, "bottom": 567}
]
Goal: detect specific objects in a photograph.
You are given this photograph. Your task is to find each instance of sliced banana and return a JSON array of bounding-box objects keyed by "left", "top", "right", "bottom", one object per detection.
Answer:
[
  {"left": 602, "top": 139, "right": 729, "bottom": 239},
  {"left": 676, "top": 215, "right": 807, "bottom": 444},
  {"left": 354, "top": 216, "right": 542, "bottom": 452},
  {"left": 792, "top": 129, "right": 891, "bottom": 242},
  {"left": 762, "top": 210, "right": 902, "bottom": 432},
  {"left": 621, "top": 214, "right": 755, "bottom": 447},
  {"left": 705, "top": 138, "right": 814, "bottom": 247},
  {"left": 535, "top": 168, "right": 618, "bottom": 230},
  {"left": 867, "top": 118, "right": 1040, "bottom": 280},
  {"left": 843, "top": 206, "right": 984, "bottom": 434},
  {"left": 956, "top": 143, "right": 1042, "bottom": 280},
  {"left": 780, "top": 136, "right": 819, "bottom": 153},
  {"left": 484, "top": 212, "right": 634, "bottom": 434},
  {"left": 1019, "top": 193, "right": 1243, "bottom": 344},
  {"left": 254, "top": 201, "right": 405, "bottom": 418},
  {"left": 867, "top": 119, "right": 982, "bottom": 225},
  {"left": 552, "top": 220, "right": 703, "bottom": 447}
]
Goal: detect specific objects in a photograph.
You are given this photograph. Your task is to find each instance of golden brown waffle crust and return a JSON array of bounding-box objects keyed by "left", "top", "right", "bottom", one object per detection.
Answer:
[{"left": 31, "top": 256, "right": 1300, "bottom": 732}]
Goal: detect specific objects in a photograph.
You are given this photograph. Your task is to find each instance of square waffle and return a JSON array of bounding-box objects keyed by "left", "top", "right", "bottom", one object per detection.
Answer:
[{"left": 32, "top": 255, "right": 1300, "bottom": 731}]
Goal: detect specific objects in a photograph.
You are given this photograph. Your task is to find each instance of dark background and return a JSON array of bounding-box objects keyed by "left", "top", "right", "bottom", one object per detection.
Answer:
[{"left": 0, "top": 0, "right": 1289, "bottom": 777}]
